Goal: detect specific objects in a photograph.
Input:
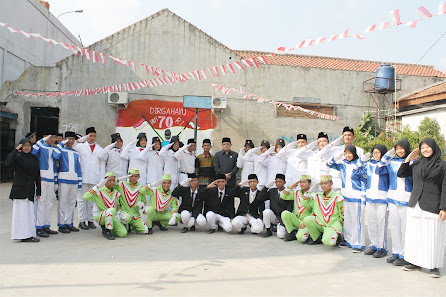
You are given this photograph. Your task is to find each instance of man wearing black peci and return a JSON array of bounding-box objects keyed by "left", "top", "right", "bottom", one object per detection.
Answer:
[{"left": 213, "top": 137, "right": 239, "bottom": 193}]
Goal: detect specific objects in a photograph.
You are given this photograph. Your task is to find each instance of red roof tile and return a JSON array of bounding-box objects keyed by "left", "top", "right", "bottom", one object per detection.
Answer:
[
  {"left": 234, "top": 50, "right": 446, "bottom": 78},
  {"left": 399, "top": 81, "right": 446, "bottom": 101}
]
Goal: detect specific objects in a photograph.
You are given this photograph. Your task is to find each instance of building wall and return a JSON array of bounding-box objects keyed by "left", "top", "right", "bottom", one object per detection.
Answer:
[
  {"left": 1, "top": 9, "right": 444, "bottom": 153},
  {"left": 401, "top": 107, "right": 446, "bottom": 138},
  {"left": 0, "top": 0, "right": 81, "bottom": 87}
]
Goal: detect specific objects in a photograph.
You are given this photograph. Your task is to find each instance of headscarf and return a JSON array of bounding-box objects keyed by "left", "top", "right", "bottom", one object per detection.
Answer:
[
  {"left": 418, "top": 138, "right": 442, "bottom": 180},
  {"left": 15, "top": 138, "right": 39, "bottom": 174},
  {"left": 395, "top": 139, "right": 410, "bottom": 159},
  {"left": 372, "top": 144, "right": 387, "bottom": 161},
  {"left": 136, "top": 133, "right": 147, "bottom": 147},
  {"left": 344, "top": 145, "right": 359, "bottom": 161}
]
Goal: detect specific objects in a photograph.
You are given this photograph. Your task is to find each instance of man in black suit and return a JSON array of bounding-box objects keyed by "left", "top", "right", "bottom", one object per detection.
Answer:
[
  {"left": 199, "top": 173, "right": 235, "bottom": 234},
  {"left": 254, "top": 174, "right": 293, "bottom": 238},
  {"left": 230, "top": 174, "right": 265, "bottom": 234},
  {"left": 172, "top": 173, "right": 206, "bottom": 233},
  {"left": 213, "top": 137, "right": 239, "bottom": 193}
]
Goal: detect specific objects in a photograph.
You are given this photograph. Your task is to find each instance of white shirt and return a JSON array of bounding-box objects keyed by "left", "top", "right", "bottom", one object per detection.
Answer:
[
  {"left": 122, "top": 147, "right": 147, "bottom": 185},
  {"left": 74, "top": 142, "right": 105, "bottom": 184},
  {"left": 243, "top": 148, "right": 268, "bottom": 186},
  {"left": 100, "top": 148, "right": 128, "bottom": 178},
  {"left": 249, "top": 189, "right": 257, "bottom": 204},
  {"left": 159, "top": 145, "right": 179, "bottom": 185},
  {"left": 277, "top": 144, "right": 314, "bottom": 186},
  {"left": 237, "top": 150, "right": 254, "bottom": 182},
  {"left": 174, "top": 146, "right": 195, "bottom": 174}
]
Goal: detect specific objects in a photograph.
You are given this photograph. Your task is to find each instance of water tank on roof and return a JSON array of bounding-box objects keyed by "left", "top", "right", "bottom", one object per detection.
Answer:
[{"left": 376, "top": 64, "right": 395, "bottom": 92}]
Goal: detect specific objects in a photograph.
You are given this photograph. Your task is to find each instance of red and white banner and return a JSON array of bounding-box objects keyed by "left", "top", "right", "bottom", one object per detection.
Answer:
[
  {"left": 212, "top": 84, "right": 339, "bottom": 121},
  {"left": 276, "top": 4, "right": 446, "bottom": 53}
]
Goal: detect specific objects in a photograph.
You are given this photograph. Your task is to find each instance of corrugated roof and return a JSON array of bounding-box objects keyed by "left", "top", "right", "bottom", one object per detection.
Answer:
[
  {"left": 234, "top": 50, "right": 446, "bottom": 78},
  {"left": 399, "top": 81, "right": 446, "bottom": 101}
]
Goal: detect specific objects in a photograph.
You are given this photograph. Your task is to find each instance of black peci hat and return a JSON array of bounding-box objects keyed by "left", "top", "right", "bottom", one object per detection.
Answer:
[
  {"left": 343, "top": 126, "right": 354, "bottom": 135},
  {"left": 296, "top": 134, "right": 307, "bottom": 141},
  {"left": 86, "top": 127, "right": 96, "bottom": 135},
  {"left": 65, "top": 131, "right": 76, "bottom": 138},
  {"left": 318, "top": 132, "right": 329, "bottom": 140}
]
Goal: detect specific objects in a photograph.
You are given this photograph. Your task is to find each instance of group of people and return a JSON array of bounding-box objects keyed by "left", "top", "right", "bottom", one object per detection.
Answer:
[{"left": 7, "top": 125, "right": 446, "bottom": 278}]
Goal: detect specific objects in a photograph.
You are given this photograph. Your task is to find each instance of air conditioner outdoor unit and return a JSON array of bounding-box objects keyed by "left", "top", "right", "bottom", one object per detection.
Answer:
[
  {"left": 108, "top": 92, "right": 128, "bottom": 105},
  {"left": 212, "top": 97, "right": 227, "bottom": 109}
]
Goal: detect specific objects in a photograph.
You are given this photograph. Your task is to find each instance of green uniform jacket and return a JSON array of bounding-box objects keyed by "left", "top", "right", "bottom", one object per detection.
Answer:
[
  {"left": 280, "top": 189, "right": 313, "bottom": 220},
  {"left": 83, "top": 185, "right": 121, "bottom": 217},
  {"left": 145, "top": 185, "right": 179, "bottom": 213},
  {"left": 309, "top": 190, "right": 344, "bottom": 233},
  {"left": 117, "top": 181, "right": 150, "bottom": 217}
]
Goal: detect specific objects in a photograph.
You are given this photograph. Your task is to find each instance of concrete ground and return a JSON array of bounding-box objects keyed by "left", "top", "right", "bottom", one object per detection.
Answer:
[{"left": 0, "top": 182, "right": 445, "bottom": 296}]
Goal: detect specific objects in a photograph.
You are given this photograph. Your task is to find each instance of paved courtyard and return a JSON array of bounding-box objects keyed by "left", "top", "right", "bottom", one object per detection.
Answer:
[{"left": 0, "top": 182, "right": 445, "bottom": 296}]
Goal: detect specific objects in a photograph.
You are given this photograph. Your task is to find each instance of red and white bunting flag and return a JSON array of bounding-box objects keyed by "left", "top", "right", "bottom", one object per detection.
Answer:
[
  {"left": 315, "top": 37, "right": 327, "bottom": 44},
  {"left": 100, "top": 53, "right": 107, "bottom": 64},
  {"left": 390, "top": 9, "right": 402, "bottom": 26},
  {"left": 304, "top": 39, "right": 316, "bottom": 47},
  {"left": 439, "top": 1, "right": 446, "bottom": 15},
  {"left": 378, "top": 21, "right": 391, "bottom": 30},
  {"left": 416, "top": 6, "right": 433, "bottom": 19},
  {"left": 297, "top": 40, "right": 306, "bottom": 48},
  {"left": 85, "top": 49, "right": 92, "bottom": 61},
  {"left": 208, "top": 68, "right": 215, "bottom": 77},
  {"left": 276, "top": 46, "right": 286, "bottom": 53},
  {"left": 19, "top": 30, "right": 31, "bottom": 39},
  {"left": 201, "top": 69, "right": 207, "bottom": 80},
  {"left": 339, "top": 29, "right": 349, "bottom": 39},
  {"left": 364, "top": 24, "right": 376, "bottom": 33},
  {"left": 406, "top": 20, "right": 419, "bottom": 28},
  {"left": 0, "top": 22, "right": 7, "bottom": 27},
  {"left": 241, "top": 59, "right": 252, "bottom": 67},
  {"left": 213, "top": 66, "right": 220, "bottom": 76},
  {"left": 249, "top": 58, "right": 259, "bottom": 68},
  {"left": 127, "top": 61, "right": 137, "bottom": 72},
  {"left": 257, "top": 56, "right": 268, "bottom": 64},
  {"left": 234, "top": 62, "right": 244, "bottom": 70},
  {"left": 328, "top": 34, "right": 339, "bottom": 41},
  {"left": 7, "top": 27, "right": 19, "bottom": 33},
  {"left": 194, "top": 70, "right": 201, "bottom": 80},
  {"left": 353, "top": 33, "right": 366, "bottom": 39},
  {"left": 227, "top": 64, "right": 236, "bottom": 73}
]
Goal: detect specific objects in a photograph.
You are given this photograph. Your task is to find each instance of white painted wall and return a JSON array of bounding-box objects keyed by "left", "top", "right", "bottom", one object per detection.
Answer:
[{"left": 401, "top": 108, "right": 446, "bottom": 136}]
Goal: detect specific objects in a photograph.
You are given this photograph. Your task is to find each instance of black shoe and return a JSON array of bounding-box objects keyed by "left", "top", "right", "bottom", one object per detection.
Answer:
[
  {"left": 373, "top": 250, "right": 387, "bottom": 258},
  {"left": 79, "top": 222, "right": 89, "bottom": 230},
  {"left": 148, "top": 228, "right": 153, "bottom": 235},
  {"left": 238, "top": 227, "right": 247, "bottom": 235},
  {"left": 393, "top": 258, "right": 409, "bottom": 266},
  {"left": 207, "top": 229, "right": 215, "bottom": 234},
  {"left": 68, "top": 226, "right": 79, "bottom": 232},
  {"left": 430, "top": 268, "right": 441, "bottom": 278},
  {"left": 284, "top": 231, "right": 297, "bottom": 242},
  {"left": 104, "top": 230, "right": 115, "bottom": 240},
  {"left": 36, "top": 229, "right": 49, "bottom": 238},
  {"left": 262, "top": 230, "right": 273, "bottom": 238},
  {"left": 88, "top": 221, "right": 96, "bottom": 229},
  {"left": 181, "top": 227, "right": 189, "bottom": 233},
  {"left": 43, "top": 228, "right": 58, "bottom": 235},
  {"left": 352, "top": 248, "right": 363, "bottom": 253},
  {"left": 58, "top": 227, "right": 70, "bottom": 233},
  {"left": 101, "top": 226, "right": 107, "bottom": 235},
  {"left": 190, "top": 226, "right": 196, "bottom": 232},
  {"left": 308, "top": 235, "right": 322, "bottom": 245},
  {"left": 364, "top": 249, "right": 375, "bottom": 255},
  {"left": 402, "top": 263, "right": 421, "bottom": 271},
  {"left": 159, "top": 225, "right": 168, "bottom": 231},
  {"left": 21, "top": 237, "right": 40, "bottom": 242},
  {"left": 386, "top": 255, "right": 399, "bottom": 263},
  {"left": 218, "top": 226, "right": 223, "bottom": 232}
]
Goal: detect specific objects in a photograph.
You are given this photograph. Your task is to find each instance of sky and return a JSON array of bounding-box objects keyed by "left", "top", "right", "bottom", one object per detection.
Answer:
[{"left": 48, "top": 0, "right": 446, "bottom": 71}]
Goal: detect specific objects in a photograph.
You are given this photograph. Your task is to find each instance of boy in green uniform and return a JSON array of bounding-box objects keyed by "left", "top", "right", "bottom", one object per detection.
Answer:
[
  {"left": 280, "top": 175, "right": 314, "bottom": 242},
  {"left": 116, "top": 168, "right": 149, "bottom": 234},
  {"left": 82, "top": 172, "right": 128, "bottom": 240},
  {"left": 304, "top": 175, "right": 344, "bottom": 247},
  {"left": 144, "top": 174, "right": 179, "bottom": 234}
]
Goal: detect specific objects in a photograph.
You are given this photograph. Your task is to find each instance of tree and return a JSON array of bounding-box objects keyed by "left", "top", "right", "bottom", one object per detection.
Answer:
[{"left": 417, "top": 117, "right": 445, "bottom": 151}]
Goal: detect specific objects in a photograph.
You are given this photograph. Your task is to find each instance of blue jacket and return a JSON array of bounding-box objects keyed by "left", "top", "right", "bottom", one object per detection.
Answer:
[
  {"left": 31, "top": 139, "right": 57, "bottom": 183},
  {"left": 327, "top": 157, "right": 366, "bottom": 204},
  {"left": 52, "top": 143, "right": 82, "bottom": 188},
  {"left": 375, "top": 155, "right": 413, "bottom": 206},
  {"left": 356, "top": 159, "right": 389, "bottom": 204}
]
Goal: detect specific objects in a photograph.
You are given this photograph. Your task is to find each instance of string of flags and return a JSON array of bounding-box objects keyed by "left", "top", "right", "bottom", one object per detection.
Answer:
[
  {"left": 212, "top": 84, "right": 339, "bottom": 121},
  {"left": 0, "top": 21, "right": 269, "bottom": 85},
  {"left": 276, "top": 3, "right": 446, "bottom": 53}
]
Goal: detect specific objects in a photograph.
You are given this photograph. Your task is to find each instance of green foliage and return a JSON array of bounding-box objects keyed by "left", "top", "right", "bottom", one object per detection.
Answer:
[
  {"left": 353, "top": 116, "right": 446, "bottom": 158},
  {"left": 357, "top": 113, "right": 376, "bottom": 140}
]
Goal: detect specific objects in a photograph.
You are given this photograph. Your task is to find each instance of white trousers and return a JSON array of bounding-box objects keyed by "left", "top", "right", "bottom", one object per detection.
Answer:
[
  {"left": 205, "top": 211, "right": 232, "bottom": 232},
  {"left": 367, "top": 203, "right": 388, "bottom": 251},
  {"left": 77, "top": 183, "right": 94, "bottom": 222},
  {"left": 405, "top": 203, "right": 446, "bottom": 269},
  {"left": 35, "top": 181, "right": 54, "bottom": 229},
  {"left": 388, "top": 203, "right": 407, "bottom": 258},
  {"left": 343, "top": 201, "right": 365, "bottom": 249},
  {"left": 180, "top": 210, "right": 206, "bottom": 228},
  {"left": 263, "top": 209, "right": 285, "bottom": 238},
  {"left": 11, "top": 199, "right": 36, "bottom": 239},
  {"left": 58, "top": 183, "right": 78, "bottom": 227},
  {"left": 232, "top": 215, "right": 264, "bottom": 233}
]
